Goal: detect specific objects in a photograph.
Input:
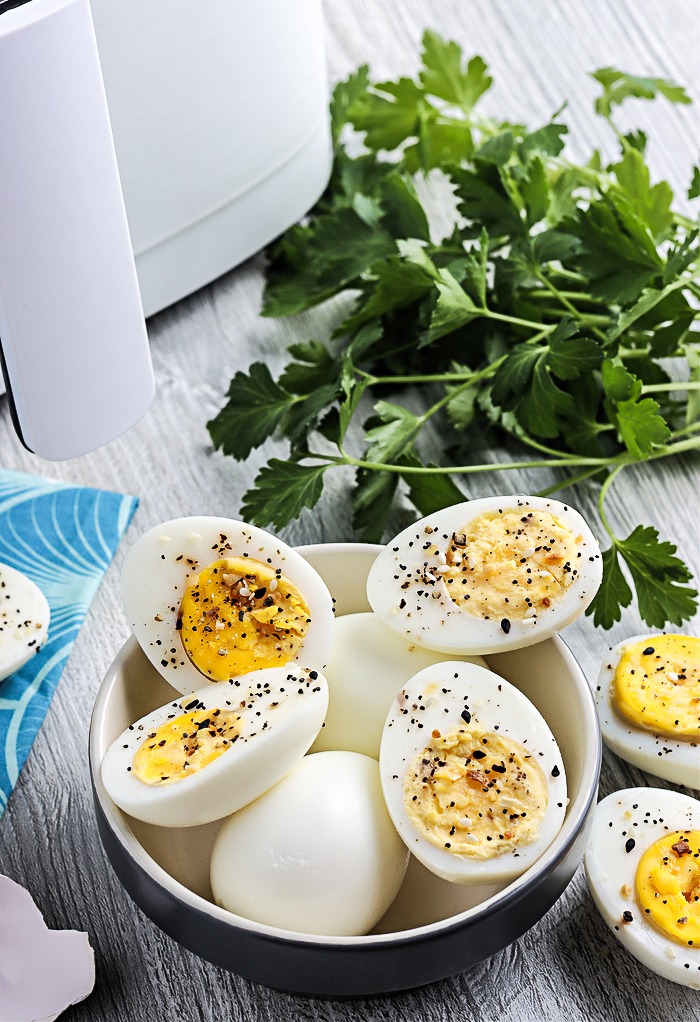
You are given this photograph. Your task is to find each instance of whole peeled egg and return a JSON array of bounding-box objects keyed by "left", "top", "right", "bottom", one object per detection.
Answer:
[
  {"left": 367, "top": 495, "right": 602, "bottom": 655},
  {"left": 0, "top": 563, "right": 50, "bottom": 682},
  {"left": 311, "top": 611, "right": 487, "bottom": 759},
  {"left": 596, "top": 634, "right": 699, "bottom": 787},
  {"left": 585, "top": 786, "right": 700, "bottom": 988},
  {"left": 121, "top": 516, "right": 334, "bottom": 694},
  {"left": 380, "top": 660, "right": 568, "bottom": 884},
  {"left": 210, "top": 751, "right": 410, "bottom": 936}
]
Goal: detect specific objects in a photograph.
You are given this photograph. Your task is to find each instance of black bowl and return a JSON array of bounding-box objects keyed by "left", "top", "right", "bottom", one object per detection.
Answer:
[{"left": 89, "top": 543, "right": 601, "bottom": 997}]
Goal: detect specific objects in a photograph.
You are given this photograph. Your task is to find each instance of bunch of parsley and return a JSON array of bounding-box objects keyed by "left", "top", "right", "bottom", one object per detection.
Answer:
[{"left": 209, "top": 31, "right": 699, "bottom": 630}]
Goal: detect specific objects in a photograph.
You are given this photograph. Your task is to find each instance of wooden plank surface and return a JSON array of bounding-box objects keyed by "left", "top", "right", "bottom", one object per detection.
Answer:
[{"left": 0, "top": 1, "right": 698, "bottom": 1019}]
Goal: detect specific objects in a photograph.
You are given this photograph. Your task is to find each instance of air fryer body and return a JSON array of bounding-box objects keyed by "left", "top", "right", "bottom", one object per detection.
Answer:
[{"left": 90, "top": 0, "right": 332, "bottom": 316}]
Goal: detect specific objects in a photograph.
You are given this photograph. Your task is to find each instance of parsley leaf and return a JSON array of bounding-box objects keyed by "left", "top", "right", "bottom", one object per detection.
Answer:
[
  {"left": 208, "top": 364, "right": 295, "bottom": 460},
  {"left": 587, "top": 546, "right": 633, "bottom": 629},
  {"left": 591, "top": 68, "right": 692, "bottom": 116},
  {"left": 420, "top": 30, "right": 492, "bottom": 109},
  {"left": 241, "top": 460, "right": 328, "bottom": 531},
  {"left": 616, "top": 526, "right": 698, "bottom": 627}
]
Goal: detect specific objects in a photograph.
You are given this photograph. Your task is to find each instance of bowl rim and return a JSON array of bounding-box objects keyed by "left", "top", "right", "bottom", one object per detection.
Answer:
[{"left": 90, "top": 541, "right": 602, "bottom": 947}]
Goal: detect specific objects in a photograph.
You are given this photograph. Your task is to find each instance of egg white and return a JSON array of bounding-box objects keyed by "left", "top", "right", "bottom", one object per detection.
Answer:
[
  {"left": 596, "top": 636, "right": 699, "bottom": 787},
  {"left": 310, "top": 611, "right": 488, "bottom": 759},
  {"left": 120, "top": 516, "right": 334, "bottom": 694},
  {"left": 380, "top": 660, "right": 568, "bottom": 884},
  {"left": 0, "top": 563, "right": 50, "bottom": 682},
  {"left": 366, "top": 495, "right": 602, "bottom": 656},
  {"left": 101, "top": 665, "right": 328, "bottom": 827},
  {"left": 584, "top": 786, "right": 700, "bottom": 989},
  {"left": 210, "top": 751, "right": 410, "bottom": 936}
]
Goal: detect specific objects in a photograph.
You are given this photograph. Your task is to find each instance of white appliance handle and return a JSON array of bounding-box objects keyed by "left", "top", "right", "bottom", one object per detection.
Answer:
[{"left": 0, "top": 0, "right": 154, "bottom": 460}]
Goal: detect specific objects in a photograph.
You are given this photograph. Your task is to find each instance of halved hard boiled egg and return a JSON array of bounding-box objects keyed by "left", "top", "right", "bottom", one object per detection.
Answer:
[
  {"left": 367, "top": 496, "right": 602, "bottom": 655},
  {"left": 121, "top": 516, "right": 334, "bottom": 694},
  {"left": 0, "top": 563, "right": 50, "bottom": 682},
  {"left": 596, "top": 634, "right": 699, "bottom": 787},
  {"left": 101, "top": 665, "right": 328, "bottom": 827},
  {"left": 311, "top": 611, "right": 487, "bottom": 759},
  {"left": 380, "top": 660, "right": 567, "bottom": 883},
  {"left": 585, "top": 786, "right": 700, "bottom": 988}
]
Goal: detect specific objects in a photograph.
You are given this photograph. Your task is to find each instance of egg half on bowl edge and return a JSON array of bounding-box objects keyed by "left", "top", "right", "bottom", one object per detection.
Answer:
[
  {"left": 120, "top": 516, "right": 334, "bottom": 695},
  {"left": 380, "top": 660, "right": 568, "bottom": 884},
  {"left": 367, "top": 495, "right": 602, "bottom": 656},
  {"left": 101, "top": 665, "right": 328, "bottom": 827}
]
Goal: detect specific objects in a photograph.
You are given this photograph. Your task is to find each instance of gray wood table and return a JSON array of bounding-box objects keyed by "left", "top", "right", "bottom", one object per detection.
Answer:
[{"left": 1, "top": 1, "right": 698, "bottom": 1019}]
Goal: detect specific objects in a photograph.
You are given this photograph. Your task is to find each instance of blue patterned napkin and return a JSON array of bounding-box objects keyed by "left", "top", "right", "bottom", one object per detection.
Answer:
[{"left": 0, "top": 468, "right": 137, "bottom": 817}]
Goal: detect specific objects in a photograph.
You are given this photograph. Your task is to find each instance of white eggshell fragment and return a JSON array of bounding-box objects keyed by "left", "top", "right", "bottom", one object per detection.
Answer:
[
  {"left": 311, "top": 611, "right": 488, "bottom": 759},
  {"left": 0, "top": 563, "right": 50, "bottom": 682},
  {"left": 585, "top": 787, "right": 700, "bottom": 989},
  {"left": 120, "top": 516, "right": 334, "bottom": 694},
  {"left": 367, "top": 495, "right": 602, "bottom": 655},
  {"left": 101, "top": 666, "right": 328, "bottom": 827},
  {"left": 0, "top": 874, "right": 95, "bottom": 1022},
  {"left": 380, "top": 660, "right": 568, "bottom": 884},
  {"left": 210, "top": 751, "right": 410, "bottom": 936},
  {"left": 596, "top": 635, "right": 700, "bottom": 787}
]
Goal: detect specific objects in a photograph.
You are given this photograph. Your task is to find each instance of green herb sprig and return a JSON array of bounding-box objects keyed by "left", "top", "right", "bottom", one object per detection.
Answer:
[{"left": 208, "top": 31, "right": 699, "bottom": 630}]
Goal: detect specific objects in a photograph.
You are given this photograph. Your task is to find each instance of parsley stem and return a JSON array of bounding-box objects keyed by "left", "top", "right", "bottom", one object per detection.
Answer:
[
  {"left": 485, "top": 311, "right": 554, "bottom": 332},
  {"left": 341, "top": 454, "right": 610, "bottom": 476},
  {"left": 597, "top": 465, "right": 625, "bottom": 540},
  {"left": 641, "top": 381, "right": 700, "bottom": 393},
  {"left": 537, "top": 465, "right": 605, "bottom": 497},
  {"left": 535, "top": 269, "right": 609, "bottom": 341},
  {"left": 526, "top": 289, "right": 601, "bottom": 304}
]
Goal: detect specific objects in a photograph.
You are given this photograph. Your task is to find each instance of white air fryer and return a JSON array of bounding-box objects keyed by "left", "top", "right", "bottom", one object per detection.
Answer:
[{"left": 0, "top": 0, "right": 331, "bottom": 459}]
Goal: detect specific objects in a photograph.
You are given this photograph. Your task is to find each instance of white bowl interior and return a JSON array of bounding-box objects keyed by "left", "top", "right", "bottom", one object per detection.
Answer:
[{"left": 91, "top": 543, "right": 599, "bottom": 938}]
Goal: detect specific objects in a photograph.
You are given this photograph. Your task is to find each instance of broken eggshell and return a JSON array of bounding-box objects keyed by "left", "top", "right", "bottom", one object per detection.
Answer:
[{"left": 0, "top": 874, "right": 95, "bottom": 1022}]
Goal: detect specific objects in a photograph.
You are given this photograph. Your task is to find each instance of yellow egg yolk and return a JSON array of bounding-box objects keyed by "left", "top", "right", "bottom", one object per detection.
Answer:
[
  {"left": 442, "top": 509, "right": 583, "bottom": 621},
  {"left": 178, "top": 557, "right": 311, "bottom": 681},
  {"left": 132, "top": 706, "right": 241, "bottom": 785},
  {"left": 612, "top": 634, "right": 700, "bottom": 740},
  {"left": 404, "top": 725, "right": 549, "bottom": 857},
  {"left": 635, "top": 830, "right": 700, "bottom": 946}
]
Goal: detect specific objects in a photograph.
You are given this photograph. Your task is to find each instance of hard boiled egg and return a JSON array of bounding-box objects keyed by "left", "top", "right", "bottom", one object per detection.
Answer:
[
  {"left": 121, "top": 516, "right": 334, "bottom": 694},
  {"left": 585, "top": 786, "right": 700, "bottom": 989},
  {"left": 210, "top": 751, "right": 410, "bottom": 936},
  {"left": 380, "top": 660, "right": 567, "bottom": 884},
  {"left": 311, "top": 611, "right": 487, "bottom": 759},
  {"left": 0, "top": 563, "right": 50, "bottom": 682},
  {"left": 101, "top": 665, "right": 328, "bottom": 827},
  {"left": 596, "top": 634, "right": 699, "bottom": 787},
  {"left": 367, "top": 495, "right": 602, "bottom": 655}
]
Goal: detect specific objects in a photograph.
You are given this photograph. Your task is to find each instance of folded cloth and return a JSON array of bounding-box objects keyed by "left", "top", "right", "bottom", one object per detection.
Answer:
[{"left": 0, "top": 468, "right": 137, "bottom": 817}]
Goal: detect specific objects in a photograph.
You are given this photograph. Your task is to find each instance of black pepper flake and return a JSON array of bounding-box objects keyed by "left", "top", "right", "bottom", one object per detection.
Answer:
[
  {"left": 500, "top": 618, "right": 511, "bottom": 634},
  {"left": 622, "top": 911, "right": 633, "bottom": 923},
  {"left": 642, "top": 646, "right": 655, "bottom": 655},
  {"left": 625, "top": 838, "right": 636, "bottom": 853},
  {"left": 551, "top": 764, "right": 560, "bottom": 777},
  {"left": 461, "top": 709, "right": 471, "bottom": 724},
  {"left": 472, "top": 749, "right": 486, "bottom": 759}
]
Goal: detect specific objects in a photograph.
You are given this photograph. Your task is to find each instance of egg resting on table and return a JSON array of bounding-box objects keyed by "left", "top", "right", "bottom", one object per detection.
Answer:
[
  {"left": 121, "top": 516, "right": 334, "bottom": 694},
  {"left": 101, "top": 665, "right": 328, "bottom": 827},
  {"left": 0, "top": 563, "right": 50, "bottom": 682},
  {"left": 596, "top": 634, "right": 699, "bottom": 787},
  {"left": 210, "top": 751, "right": 410, "bottom": 936},
  {"left": 366, "top": 495, "right": 602, "bottom": 655},
  {"left": 380, "top": 660, "right": 567, "bottom": 884},
  {"left": 310, "top": 611, "right": 487, "bottom": 759},
  {"left": 585, "top": 786, "right": 700, "bottom": 989}
]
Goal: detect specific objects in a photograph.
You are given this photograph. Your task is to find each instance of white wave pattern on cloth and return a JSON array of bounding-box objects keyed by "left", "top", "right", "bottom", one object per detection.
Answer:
[{"left": 0, "top": 469, "right": 137, "bottom": 816}]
